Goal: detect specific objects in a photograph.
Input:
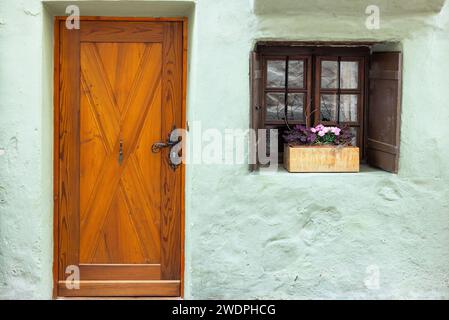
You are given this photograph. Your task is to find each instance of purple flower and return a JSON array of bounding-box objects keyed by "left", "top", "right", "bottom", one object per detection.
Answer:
[{"left": 283, "top": 123, "right": 354, "bottom": 146}]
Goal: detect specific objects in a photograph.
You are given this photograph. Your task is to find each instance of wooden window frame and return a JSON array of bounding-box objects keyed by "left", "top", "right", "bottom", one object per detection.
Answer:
[
  {"left": 256, "top": 45, "right": 370, "bottom": 160},
  {"left": 262, "top": 55, "right": 313, "bottom": 126},
  {"left": 315, "top": 55, "right": 366, "bottom": 154},
  {"left": 251, "top": 43, "right": 402, "bottom": 173}
]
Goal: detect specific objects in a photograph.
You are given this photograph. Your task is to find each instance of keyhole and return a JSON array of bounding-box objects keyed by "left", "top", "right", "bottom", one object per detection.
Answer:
[{"left": 119, "top": 140, "right": 123, "bottom": 165}]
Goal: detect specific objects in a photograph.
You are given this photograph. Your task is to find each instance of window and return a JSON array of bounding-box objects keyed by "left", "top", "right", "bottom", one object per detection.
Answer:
[
  {"left": 315, "top": 56, "right": 364, "bottom": 148},
  {"left": 250, "top": 43, "right": 402, "bottom": 173}
]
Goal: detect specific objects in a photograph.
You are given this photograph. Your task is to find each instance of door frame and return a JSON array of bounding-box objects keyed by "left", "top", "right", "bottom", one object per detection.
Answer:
[{"left": 52, "top": 16, "right": 188, "bottom": 299}]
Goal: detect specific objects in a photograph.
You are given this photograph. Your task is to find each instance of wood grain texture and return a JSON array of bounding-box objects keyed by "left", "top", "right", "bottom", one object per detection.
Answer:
[
  {"left": 180, "top": 18, "right": 188, "bottom": 297},
  {"left": 52, "top": 18, "right": 61, "bottom": 299},
  {"left": 80, "top": 21, "right": 164, "bottom": 42},
  {"left": 79, "top": 42, "right": 162, "bottom": 264},
  {"left": 160, "top": 22, "right": 183, "bottom": 280},
  {"left": 367, "top": 52, "right": 402, "bottom": 173},
  {"left": 55, "top": 16, "right": 187, "bottom": 22},
  {"left": 79, "top": 264, "right": 161, "bottom": 280},
  {"left": 56, "top": 19, "right": 185, "bottom": 298},
  {"left": 249, "top": 51, "right": 261, "bottom": 171},
  {"left": 58, "top": 280, "right": 180, "bottom": 297},
  {"left": 58, "top": 23, "right": 80, "bottom": 280},
  {"left": 284, "top": 145, "right": 360, "bottom": 172}
]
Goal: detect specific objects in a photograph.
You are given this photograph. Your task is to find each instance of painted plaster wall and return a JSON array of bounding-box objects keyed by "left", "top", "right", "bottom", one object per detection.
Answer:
[
  {"left": 0, "top": 0, "right": 448, "bottom": 299},
  {"left": 0, "top": 0, "right": 53, "bottom": 299},
  {"left": 186, "top": 0, "right": 449, "bottom": 299}
]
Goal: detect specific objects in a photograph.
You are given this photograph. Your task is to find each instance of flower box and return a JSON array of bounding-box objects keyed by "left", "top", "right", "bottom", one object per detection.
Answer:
[{"left": 283, "top": 144, "right": 360, "bottom": 173}]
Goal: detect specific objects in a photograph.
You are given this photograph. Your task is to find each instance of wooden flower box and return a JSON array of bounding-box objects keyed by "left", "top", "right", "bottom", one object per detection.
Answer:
[{"left": 283, "top": 144, "right": 360, "bottom": 173}]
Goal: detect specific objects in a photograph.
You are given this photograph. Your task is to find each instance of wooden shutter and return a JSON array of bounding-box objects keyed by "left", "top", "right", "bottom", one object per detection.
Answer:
[
  {"left": 249, "top": 51, "right": 262, "bottom": 171},
  {"left": 367, "top": 52, "right": 402, "bottom": 173}
]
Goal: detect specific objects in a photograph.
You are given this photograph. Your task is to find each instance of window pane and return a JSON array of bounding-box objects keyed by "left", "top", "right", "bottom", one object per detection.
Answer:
[
  {"left": 287, "top": 93, "right": 304, "bottom": 121},
  {"left": 320, "top": 94, "right": 337, "bottom": 121},
  {"left": 349, "top": 127, "right": 358, "bottom": 146},
  {"left": 265, "top": 93, "right": 285, "bottom": 121},
  {"left": 288, "top": 60, "right": 304, "bottom": 88},
  {"left": 321, "top": 60, "right": 338, "bottom": 89},
  {"left": 267, "top": 60, "right": 285, "bottom": 87},
  {"left": 340, "top": 61, "right": 359, "bottom": 89},
  {"left": 339, "top": 94, "right": 358, "bottom": 122}
]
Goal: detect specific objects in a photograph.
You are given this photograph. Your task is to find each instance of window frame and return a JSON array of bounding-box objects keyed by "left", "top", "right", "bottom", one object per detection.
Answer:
[
  {"left": 257, "top": 45, "right": 370, "bottom": 160},
  {"left": 314, "top": 55, "right": 366, "bottom": 153},
  {"left": 262, "top": 55, "right": 313, "bottom": 126}
]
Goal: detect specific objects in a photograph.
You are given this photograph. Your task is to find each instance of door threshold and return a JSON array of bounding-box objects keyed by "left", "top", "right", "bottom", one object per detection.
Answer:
[{"left": 56, "top": 296, "right": 183, "bottom": 300}]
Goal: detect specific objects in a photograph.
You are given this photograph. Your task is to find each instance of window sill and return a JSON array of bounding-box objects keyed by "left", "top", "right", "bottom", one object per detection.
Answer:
[{"left": 255, "top": 164, "right": 391, "bottom": 176}]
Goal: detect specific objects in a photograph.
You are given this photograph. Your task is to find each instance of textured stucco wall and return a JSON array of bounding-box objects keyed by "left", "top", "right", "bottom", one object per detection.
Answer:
[
  {"left": 1, "top": 0, "right": 449, "bottom": 299},
  {"left": 0, "top": 0, "right": 53, "bottom": 299},
  {"left": 185, "top": 0, "right": 449, "bottom": 299}
]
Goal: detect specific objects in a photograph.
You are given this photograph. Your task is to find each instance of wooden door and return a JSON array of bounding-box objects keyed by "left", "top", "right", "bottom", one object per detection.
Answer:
[{"left": 54, "top": 18, "right": 186, "bottom": 297}]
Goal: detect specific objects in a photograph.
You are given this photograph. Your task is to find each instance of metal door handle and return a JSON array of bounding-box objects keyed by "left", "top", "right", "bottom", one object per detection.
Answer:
[
  {"left": 151, "top": 128, "right": 182, "bottom": 170},
  {"left": 151, "top": 141, "right": 177, "bottom": 153}
]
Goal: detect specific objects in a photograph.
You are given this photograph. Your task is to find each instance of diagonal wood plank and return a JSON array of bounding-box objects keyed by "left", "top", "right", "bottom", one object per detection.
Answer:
[
  {"left": 90, "top": 185, "right": 148, "bottom": 263},
  {"left": 80, "top": 43, "right": 163, "bottom": 262},
  {"left": 80, "top": 86, "right": 109, "bottom": 223},
  {"left": 80, "top": 43, "right": 120, "bottom": 152},
  {"left": 120, "top": 167, "right": 160, "bottom": 262}
]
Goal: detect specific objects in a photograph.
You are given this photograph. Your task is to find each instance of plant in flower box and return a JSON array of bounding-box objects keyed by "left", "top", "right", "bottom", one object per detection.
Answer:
[{"left": 283, "top": 124, "right": 359, "bottom": 173}]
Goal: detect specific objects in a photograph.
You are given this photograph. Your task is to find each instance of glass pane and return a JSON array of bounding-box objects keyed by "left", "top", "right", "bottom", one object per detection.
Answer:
[
  {"left": 321, "top": 60, "right": 338, "bottom": 88},
  {"left": 339, "top": 94, "right": 358, "bottom": 122},
  {"left": 288, "top": 60, "right": 304, "bottom": 88},
  {"left": 265, "top": 93, "right": 285, "bottom": 121},
  {"left": 340, "top": 61, "right": 359, "bottom": 89},
  {"left": 349, "top": 127, "right": 358, "bottom": 146},
  {"left": 320, "top": 94, "right": 337, "bottom": 121},
  {"left": 267, "top": 60, "right": 285, "bottom": 87},
  {"left": 287, "top": 93, "right": 304, "bottom": 121}
]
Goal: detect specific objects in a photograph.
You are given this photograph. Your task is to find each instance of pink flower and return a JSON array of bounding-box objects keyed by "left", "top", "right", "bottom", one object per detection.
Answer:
[
  {"left": 318, "top": 130, "right": 325, "bottom": 137},
  {"left": 315, "top": 124, "right": 324, "bottom": 131},
  {"left": 328, "top": 127, "right": 341, "bottom": 136},
  {"left": 323, "top": 127, "right": 330, "bottom": 134},
  {"left": 310, "top": 128, "right": 316, "bottom": 133},
  {"left": 332, "top": 127, "right": 341, "bottom": 136}
]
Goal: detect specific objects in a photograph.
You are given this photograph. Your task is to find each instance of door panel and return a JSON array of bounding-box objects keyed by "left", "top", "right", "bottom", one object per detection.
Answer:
[
  {"left": 56, "top": 19, "right": 184, "bottom": 297},
  {"left": 79, "top": 42, "right": 162, "bottom": 264}
]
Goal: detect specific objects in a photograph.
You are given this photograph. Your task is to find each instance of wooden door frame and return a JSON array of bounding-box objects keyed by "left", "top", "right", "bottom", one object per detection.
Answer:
[{"left": 52, "top": 16, "right": 188, "bottom": 299}]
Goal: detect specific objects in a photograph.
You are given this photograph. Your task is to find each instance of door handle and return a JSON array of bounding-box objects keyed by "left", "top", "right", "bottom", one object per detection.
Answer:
[
  {"left": 151, "top": 141, "right": 178, "bottom": 153},
  {"left": 151, "top": 128, "right": 182, "bottom": 170}
]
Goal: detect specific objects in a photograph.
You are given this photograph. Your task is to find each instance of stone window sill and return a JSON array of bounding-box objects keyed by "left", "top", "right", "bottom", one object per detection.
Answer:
[{"left": 254, "top": 164, "right": 390, "bottom": 177}]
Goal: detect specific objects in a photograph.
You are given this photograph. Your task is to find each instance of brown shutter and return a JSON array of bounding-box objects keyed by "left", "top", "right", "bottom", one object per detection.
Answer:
[
  {"left": 249, "top": 51, "right": 262, "bottom": 171},
  {"left": 367, "top": 52, "right": 402, "bottom": 173}
]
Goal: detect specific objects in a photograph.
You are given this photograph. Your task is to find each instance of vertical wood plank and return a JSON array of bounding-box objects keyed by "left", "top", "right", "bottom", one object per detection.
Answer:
[
  {"left": 161, "top": 22, "right": 183, "bottom": 280},
  {"left": 58, "top": 24, "right": 80, "bottom": 282},
  {"left": 52, "top": 18, "right": 60, "bottom": 299},
  {"left": 180, "top": 17, "right": 188, "bottom": 297},
  {"left": 367, "top": 52, "right": 402, "bottom": 173},
  {"left": 249, "top": 51, "right": 262, "bottom": 171}
]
